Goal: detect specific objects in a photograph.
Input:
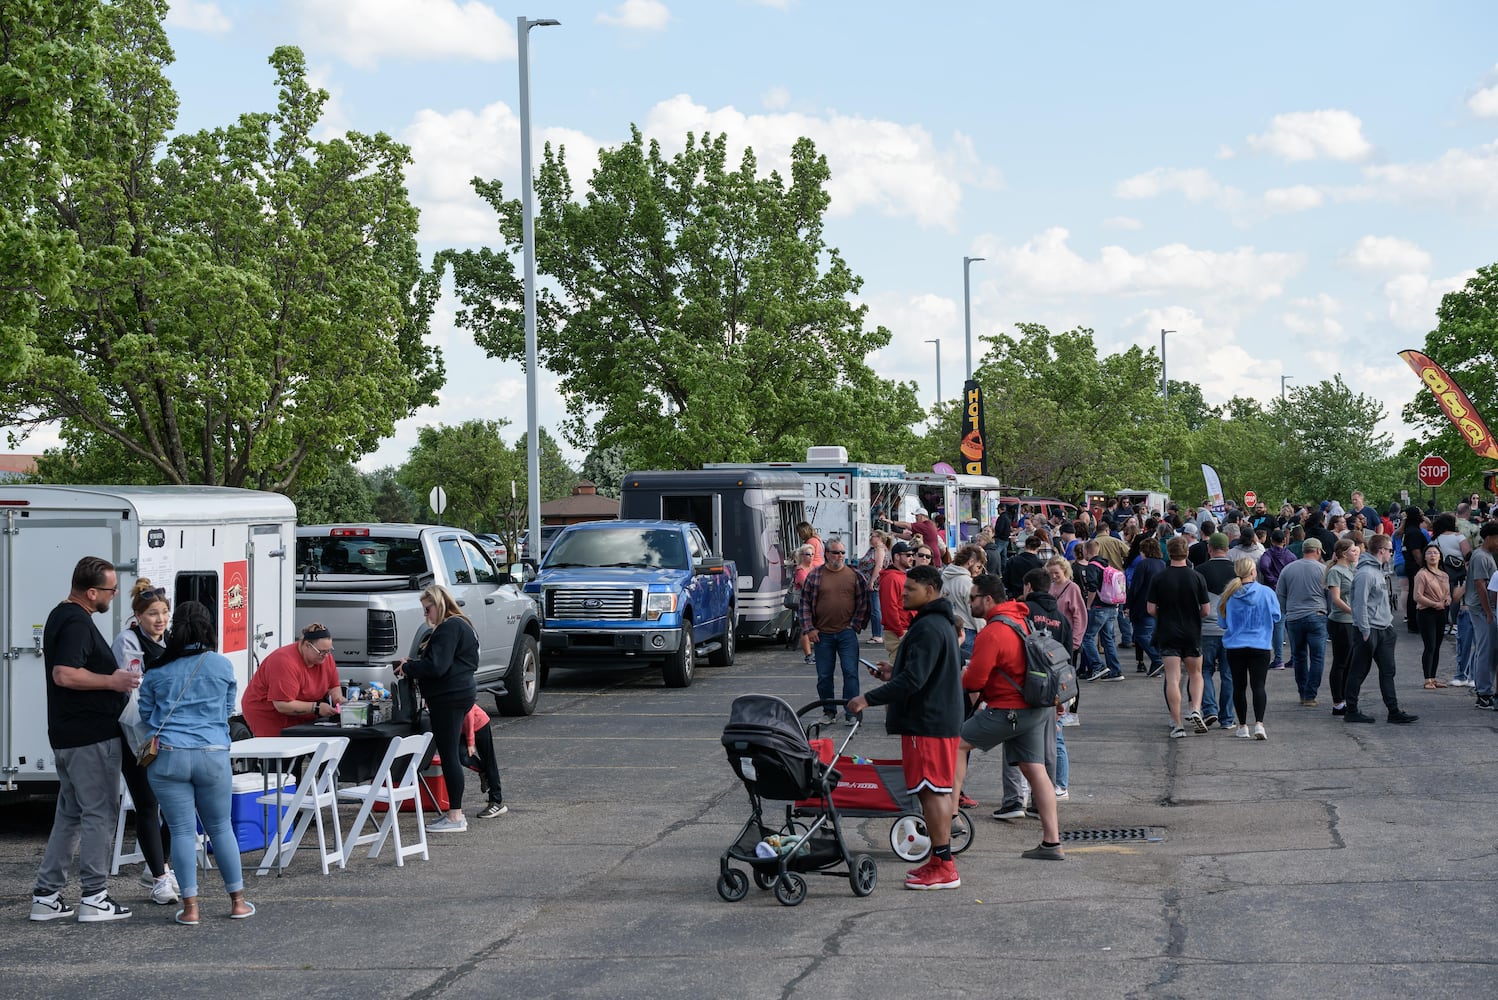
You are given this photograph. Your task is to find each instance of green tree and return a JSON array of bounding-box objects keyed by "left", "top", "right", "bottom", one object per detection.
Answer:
[
  {"left": 0, "top": 12, "right": 442, "bottom": 489},
  {"left": 366, "top": 466, "right": 418, "bottom": 523},
  {"left": 520, "top": 427, "right": 579, "bottom": 502},
  {"left": 289, "top": 463, "right": 374, "bottom": 523},
  {"left": 580, "top": 442, "right": 632, "bottom": 498},
  {"left": 1402, "top": 264, "right": 1498, "bottom": 498},
  {"left": 438, "top": 128, "right": 922, "bottom": 468}
]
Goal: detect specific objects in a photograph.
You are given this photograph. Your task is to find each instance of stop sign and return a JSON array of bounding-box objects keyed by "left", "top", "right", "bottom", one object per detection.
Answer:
[
  {"left": 1417, "top": 455, "right": 1451, "bottom": 489},
  {"left": 1243, "top": 491, "right": 1257, "bottom": 507}
]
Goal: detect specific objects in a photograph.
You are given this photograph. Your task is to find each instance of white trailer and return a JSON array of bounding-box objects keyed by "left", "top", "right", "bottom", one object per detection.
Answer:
[
  {"left": 705, "top": 447, "right": 909, "bottom": 560},
  {"left": 0, "top": 486, "right": 296, "bottom": 791},
  {"left": 906, "top": 471, "right": 1006, "bottom": 552}
]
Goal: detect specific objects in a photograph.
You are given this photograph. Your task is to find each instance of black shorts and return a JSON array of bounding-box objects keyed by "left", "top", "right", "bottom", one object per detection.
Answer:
[{"left": 1157, "top": 645, "right": 1201, "bottom": 660}]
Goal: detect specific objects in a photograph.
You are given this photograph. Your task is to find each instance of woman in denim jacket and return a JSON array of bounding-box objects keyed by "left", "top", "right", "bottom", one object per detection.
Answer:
[{"left": 139, "top": 601, "right": 254, "bottom": 925}]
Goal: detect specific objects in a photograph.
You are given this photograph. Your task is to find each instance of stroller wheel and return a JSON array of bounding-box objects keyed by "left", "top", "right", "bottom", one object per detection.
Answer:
[
  {"left": 753, "top": 867, "right": 778, "bottom": 891},
  {"left": 774, "top": 872, "right": 807, "bottom": 907},
  {"left": 849, "top": 853, "right": 878, "bottom": 897},
  {"left": 889, "top": 813, "right": 931, "bottom": 862},
  {"left": 716, "top": 869, "right": 749, "bottom": 903},
  {"left": 951, "top": 809, "right": 975, "bottom": 855}
]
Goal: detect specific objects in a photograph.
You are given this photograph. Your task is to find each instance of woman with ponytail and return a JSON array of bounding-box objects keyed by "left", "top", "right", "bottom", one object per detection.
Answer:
[{"left": 1219, "top": 558, "right": 1282, "bottom": 741}]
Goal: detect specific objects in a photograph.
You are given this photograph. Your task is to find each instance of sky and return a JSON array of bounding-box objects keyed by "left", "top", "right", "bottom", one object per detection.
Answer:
[{"left": 12, "top": 1, "right": 1498, "bottom": 476}]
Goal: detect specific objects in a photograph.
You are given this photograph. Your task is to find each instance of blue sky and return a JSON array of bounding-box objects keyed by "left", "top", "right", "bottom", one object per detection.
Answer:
[{"left": 14, "top": 1, "right": 1498, "bottom": 473}]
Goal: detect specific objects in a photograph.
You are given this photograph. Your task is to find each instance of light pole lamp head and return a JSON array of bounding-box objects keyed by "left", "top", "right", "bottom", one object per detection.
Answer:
[{"left": 525, "top": 18, "right": 561, "bottom": 28}]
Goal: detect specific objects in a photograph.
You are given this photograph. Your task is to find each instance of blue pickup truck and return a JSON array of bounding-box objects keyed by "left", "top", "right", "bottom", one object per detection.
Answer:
[{"left": 523, "top": 519, "right": 737, "bottom": 687}]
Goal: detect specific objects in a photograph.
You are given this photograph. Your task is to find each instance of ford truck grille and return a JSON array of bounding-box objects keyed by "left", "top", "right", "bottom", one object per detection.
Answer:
[
  {"left": 546, "top": 588, "right": 641, "bottom": 620},
  {"left": 367, "top": 609, "right": 398, "bottom": 658}
]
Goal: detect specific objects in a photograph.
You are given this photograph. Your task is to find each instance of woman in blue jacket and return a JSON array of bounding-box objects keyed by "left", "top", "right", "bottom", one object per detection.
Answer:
[
  {"left": 1219, "top": 558, "right": 1283, "bottom": 741},
  {"left": 139, "top": 601, "right": 254, "bottom": 925}
]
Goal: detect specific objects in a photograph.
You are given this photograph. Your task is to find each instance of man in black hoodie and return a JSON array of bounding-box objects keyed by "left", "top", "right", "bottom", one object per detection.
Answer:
[{"left": 848, "top": 564, "right": 964, "bottom": 890}]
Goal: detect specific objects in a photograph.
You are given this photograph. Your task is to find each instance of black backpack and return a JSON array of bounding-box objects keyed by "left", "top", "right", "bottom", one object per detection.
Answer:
[{"left": 994, "top": 614, "right": 1077, "bottom": 709}]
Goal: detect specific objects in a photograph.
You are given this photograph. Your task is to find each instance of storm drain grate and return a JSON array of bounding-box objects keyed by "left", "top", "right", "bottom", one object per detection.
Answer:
[{"left": 1059, "top": 827, "right": 1165, "bottom": 844}]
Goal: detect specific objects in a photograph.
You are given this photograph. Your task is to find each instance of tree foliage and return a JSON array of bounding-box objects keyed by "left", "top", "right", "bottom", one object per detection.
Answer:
[
  {"left": 288, "top": 462, "right": 374, "bottom": 524},
  {"left": 0, "top": 4, "right": 442, "bottom": 489},
  {"left": 439, "top": 128, "right": 922, "bottom": 468},
  {"left": 1402, "top": 264, "right": 1498, "bottom": 498}
]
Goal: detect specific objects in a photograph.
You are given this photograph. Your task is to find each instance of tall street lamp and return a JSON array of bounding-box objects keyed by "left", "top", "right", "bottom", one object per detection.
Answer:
[
  {"left": 519, "top": 15, "right": 559, "bottom": 560},
  {"left": 1281, "top": 374, "right": 1293, "bottom": 401},
  {"left": 962, "top": 255, "right": 984, "bottom": 379},
  {"left": 925, "top": 338, "right": 942, "bottom": 408},
  {"left": 1160, "top": 328, "right": 1175, "bottom": 492}
]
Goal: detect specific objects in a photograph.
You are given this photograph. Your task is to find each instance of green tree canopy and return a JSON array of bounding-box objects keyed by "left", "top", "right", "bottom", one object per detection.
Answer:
[
  {"left": 438, "top": 128, "right": 922, "bottom": 468},
  {"left": 288, "top": 462, "right": 374, "bottom": 524},
  {"left": 0, "top": 5, "right": 442, "bottom": 489}
]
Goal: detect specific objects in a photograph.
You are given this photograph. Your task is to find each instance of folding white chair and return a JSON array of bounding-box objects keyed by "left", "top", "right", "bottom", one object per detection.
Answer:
[
  {"left": 338, "top": 732, "right": 432, "bottom": 866},
  {"left": 113, "top": 775, "right": 213, "bottom": 874},
  {"left": 256, "top": 737, "right": 349, "bottom": 875}
]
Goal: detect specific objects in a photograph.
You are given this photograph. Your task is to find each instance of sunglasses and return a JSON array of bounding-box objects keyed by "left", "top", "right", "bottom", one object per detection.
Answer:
[
  {"left": 141, "top": 587, "right": 168, "bottom": 601},
  {"left": 826, "top": 549, "right": 847, "bottom": 556},
  {"left": 915, "top": 553, "right": 933, "bottom": 559}
]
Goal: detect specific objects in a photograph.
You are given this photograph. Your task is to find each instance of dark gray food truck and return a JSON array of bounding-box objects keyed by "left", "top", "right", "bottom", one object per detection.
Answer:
[{"left": 618, "top": 469, "right": 806, "bottom": 639}]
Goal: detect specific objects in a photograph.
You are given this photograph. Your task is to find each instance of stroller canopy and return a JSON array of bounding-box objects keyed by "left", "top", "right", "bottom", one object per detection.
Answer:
[{"left": 721, "top": 694, "right": 813, "bottom": 760}]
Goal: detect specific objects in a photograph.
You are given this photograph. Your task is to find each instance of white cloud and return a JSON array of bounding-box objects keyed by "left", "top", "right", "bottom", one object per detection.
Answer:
[
  {"left": 1468, "top": 85, "right": 1498, "bottom": 118},
  {"left": 1382, "top": 270, "right": 1476, "bottom": 332},
  {"left": 1262, "top": 184, "right": 1323, "bottom": 214},
  {"left": 596, "top": 0, "right": 671, "bottom": 31},
  {"left": 305, "top": 64, "right": 351, "bottom": 140},
  {"left": 1115, "top": 167, "right": 1241, "bottom": 208},
  {"left": 762, "top": 86, "right": 791, "bottom": 110},
  {"left": 860, "top": 292, "right": 960, "bottom": 408},
  {"left": 1245, "top": 109, "right": 1372, "bottom": 162},
  {"left": 981, "top": 227, "right": 1302, "bottom": 302},
  {"left": 166, "top": 0, "right": 231, "bottom": 32},
  {"left": 643, "top": 94, "right": 999, "bottom": 230},
  {"left": 400, "top": 103, "right": 603, "bottom": 244},
  {"left": 297, "top": 0, "right": 515, "bottom": 70},
  {"left": 1362, "top": 140, "right": 1498, "bottom": 210},
  {"left": 1115, "top": 307, "right": 1283, "bottom": 407},
  {"left": 1281, "top": 293, "right": 1345, "bottom": 342},
  {"left": 1101, "top": 216, "right": 1143, "bottom": 231},
  {"left": 1343, "top": 235, "right": 1432, "bottom": 276}
]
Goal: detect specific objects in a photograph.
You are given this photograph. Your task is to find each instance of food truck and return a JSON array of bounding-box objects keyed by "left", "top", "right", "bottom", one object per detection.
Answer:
[
  {"left": 905, "top": 470, "right": 1007, "bottom": 551},
  {"left": 0, "top": 486, "right": 296, "bottom": 794}
]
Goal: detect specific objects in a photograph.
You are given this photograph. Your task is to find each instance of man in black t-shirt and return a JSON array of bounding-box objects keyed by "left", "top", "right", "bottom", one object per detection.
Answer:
[
  {"left": 1147, "top": 536, "right": 1211, "bottom": 738},
  {"left": 31, "top": 557, "right": 138, "bottom": 923}
]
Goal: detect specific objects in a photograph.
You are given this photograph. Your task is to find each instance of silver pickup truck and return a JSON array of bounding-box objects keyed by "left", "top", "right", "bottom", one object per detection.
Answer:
[{"left": 293, "top": 524, "right": 541, "bottom": 716}]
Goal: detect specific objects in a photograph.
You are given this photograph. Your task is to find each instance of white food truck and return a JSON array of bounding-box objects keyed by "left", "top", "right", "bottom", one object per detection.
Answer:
[
  {"left": 906, "top": 470, "right": 1007, "bottom": 552},
  {"left": 0, "top": 486, "right": 296, "bottom": 793}
]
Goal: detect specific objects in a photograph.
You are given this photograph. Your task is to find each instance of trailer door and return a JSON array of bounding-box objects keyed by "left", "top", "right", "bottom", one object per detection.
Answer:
[
  {"left": 248, "top": 523, "right": 288, "bottom": 677},
  {"left": 2, "top": 508, "right": 120, "bottom": 787},
  {"left": 661, "top": 494, "right": 723, "bottom": 556}
]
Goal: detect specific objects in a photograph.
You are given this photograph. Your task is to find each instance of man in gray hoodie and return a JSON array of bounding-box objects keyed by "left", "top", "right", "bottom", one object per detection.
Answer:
[
  {"left": 1345, "top": 534, "right": 1418, "bottom": 724},
  {"left": 1277, "top": 538, "right": 1329, "bottom": 705}
]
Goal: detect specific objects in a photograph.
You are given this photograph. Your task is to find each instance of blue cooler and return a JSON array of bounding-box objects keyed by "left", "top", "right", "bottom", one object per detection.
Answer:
[{"left": 207, "top": 773, "right": 298, "bottom": 853}]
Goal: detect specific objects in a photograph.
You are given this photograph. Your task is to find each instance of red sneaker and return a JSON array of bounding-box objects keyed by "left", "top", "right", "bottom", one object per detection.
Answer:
[
  {"left": 957, "top": 793, "right": 978, "bottom": 809},
  {"left": 904, "top": 857, "right": 960, "bottom": 890},
  {"left": 904, "top": 857, "right": 937, "bottom": 882}
]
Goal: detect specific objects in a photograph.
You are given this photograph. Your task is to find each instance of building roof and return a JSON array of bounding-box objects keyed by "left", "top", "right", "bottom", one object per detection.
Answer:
[{"left": 539, "top": 481, "right": 619, "bottom": 519}]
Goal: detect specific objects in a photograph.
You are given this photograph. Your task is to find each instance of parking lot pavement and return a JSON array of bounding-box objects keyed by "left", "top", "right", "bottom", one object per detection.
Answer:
[{"left": 3, "top": 630, "right": 1495, "bottom": 999}]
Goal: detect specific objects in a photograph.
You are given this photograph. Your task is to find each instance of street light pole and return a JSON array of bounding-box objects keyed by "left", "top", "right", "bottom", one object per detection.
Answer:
[
  {"left": 962, "top": 255, "right": 984, "bottom": 380},
  {"left": 518, "top": 15, "right": 559, "bottom": 560},
  {"left": 925, "top": 338, "right": 942, "bottom": 407},
  {"left": 1281, "top": 374, "right": 1293, "bottom": 401},
  {"left": 1160, "top": 328, "right": 1175, "bottom": 492}
]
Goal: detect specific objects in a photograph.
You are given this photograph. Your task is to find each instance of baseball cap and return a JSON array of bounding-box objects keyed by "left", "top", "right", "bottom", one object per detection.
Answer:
[
  {"left": 1302, "top": 537, "right": 1323, "bottom": 552},
  {"left": 913, "top": 508, "right": 929, "bottom": 518},
  {"left": 890, "top": 540, "right": 914, "bottom": 554},
  {"left": 1181, "top": 522, "right": 1199, "bottom": 536},
  {"left": 1209, "top": 532, "right": 1229, "bottom": 550}
]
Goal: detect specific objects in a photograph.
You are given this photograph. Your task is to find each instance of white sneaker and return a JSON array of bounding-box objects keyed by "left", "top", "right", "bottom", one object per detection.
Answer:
[
  {"left": 1252, "top": 722, "right": 1267, "bottom": 741},
  {"left": 29, "top": 892, "right": 74, "bottom": 922},
  {"left": 1451, "top": 678, "right": 1475, "bottom": 688},
  {"left": 1053, "top": 787, "right": 1069, "bottom": 800},
  {"left": 426, "top": 815, "right": 468, "bottom": 833},
  {"left": 1059, "top": 712, "right": 1080, "bottom": 727},
  {"left": 150, "top": 873, "right": 180, "bottom": 905},
  {"left": 1236, "top": 725, "right": 1252, "bottom": 739},
  {"left": 76, "top": 891, "right": 131, "bottom": 922}
]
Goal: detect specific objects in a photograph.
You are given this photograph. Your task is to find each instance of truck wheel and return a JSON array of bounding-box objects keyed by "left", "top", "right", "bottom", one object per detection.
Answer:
[
  {"left": 708, "top": 609, "right": 735, "bottom": 667},
  {"left": 663, "top": 619, "right": 694, "bottom": 688},
  {"left": 496, "top": 634, "right": 540, "bottom": 716}
]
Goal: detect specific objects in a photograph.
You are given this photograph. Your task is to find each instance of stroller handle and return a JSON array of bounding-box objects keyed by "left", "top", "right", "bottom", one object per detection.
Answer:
[{"left": 793, "top": 698, "right": 849, "bottom": 718}]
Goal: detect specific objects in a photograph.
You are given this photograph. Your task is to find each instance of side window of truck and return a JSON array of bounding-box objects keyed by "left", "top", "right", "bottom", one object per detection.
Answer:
[
  {"left": 687, "top": 528, "right": 705, "bottom": 564},
  {"left": 459, "top": 539, "right": 497, "bottom": 584},
  {"left": 439, "top": 537, "right": 470, "bottom": 584}
]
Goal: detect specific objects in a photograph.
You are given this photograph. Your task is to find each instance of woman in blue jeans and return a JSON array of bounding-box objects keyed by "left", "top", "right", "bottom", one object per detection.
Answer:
[{"left": 139, "top": 601, "right": 254, "bottom": 925}]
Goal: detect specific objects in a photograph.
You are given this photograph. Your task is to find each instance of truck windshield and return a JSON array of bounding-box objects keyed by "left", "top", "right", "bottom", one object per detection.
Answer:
[
  {"left": 544, "top": 528, "right": 688, "bottom": 569},
  {"left": 295, "top": 537, "right": 428, "bottom": 576}
]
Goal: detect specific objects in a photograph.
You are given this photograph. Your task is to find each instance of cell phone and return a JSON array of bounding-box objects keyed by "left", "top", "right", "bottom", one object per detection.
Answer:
[{"left": 859, "top": 657, "right": 880, "bottom": 675}]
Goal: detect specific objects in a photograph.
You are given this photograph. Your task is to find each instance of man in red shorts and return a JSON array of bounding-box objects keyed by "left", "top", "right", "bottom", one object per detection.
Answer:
[{"left": 848, "top": 564, "right": 964, "bottom": 889}]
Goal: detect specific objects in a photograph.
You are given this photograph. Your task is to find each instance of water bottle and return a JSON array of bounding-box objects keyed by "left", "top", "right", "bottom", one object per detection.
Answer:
[{"left": 347, "top": 682, "right": 361, "bottom": 701}]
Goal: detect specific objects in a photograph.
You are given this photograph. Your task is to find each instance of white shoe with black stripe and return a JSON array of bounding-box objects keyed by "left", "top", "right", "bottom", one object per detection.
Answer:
[
  {"left": 76, "top": 891, "right": 131, "bottom": 922},
  {"left": 29, "top": 892, "right": 74, "bottom": 922}
]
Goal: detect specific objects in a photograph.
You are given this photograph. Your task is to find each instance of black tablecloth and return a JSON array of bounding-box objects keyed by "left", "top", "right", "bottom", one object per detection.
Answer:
[{"left": 279, "top": 721, "right": 423, "bottom": 784}]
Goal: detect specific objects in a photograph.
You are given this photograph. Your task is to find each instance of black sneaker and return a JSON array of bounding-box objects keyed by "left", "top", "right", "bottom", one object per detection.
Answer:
[
  {"left": 76, "top": 892, "right": 131, "bottom": 922},
  {"left": 1146, "top": 663, "right": 1164, "bottom": 678},
  {"left": 1101, "top": 671, "right": 1125, "bottom": 681},
  {"left": 993, "top": 802, "right": 1027, "bottom": 821},
  {"left": 1343, "top": 710, "right": 1376, "bottom": 724},
  {"left": 1387, "top": 710, "right": 1419, "bottom": 724},
  {"left": 1331, "top": 705, "right": 1346, "bottom": 717},
  {"left": 1475, "top": 695, "right": 1497, "bottom": 711},
  {"left": 1203, "top": 713, "right": 1219, "bottom": 727},
  {"left": 1021, "top": 841, "right": 1066, "bottom": 861}
]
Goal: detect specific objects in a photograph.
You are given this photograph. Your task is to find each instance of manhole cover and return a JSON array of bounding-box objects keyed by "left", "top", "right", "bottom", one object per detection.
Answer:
[{"left": 1060, "top": 827, "right": 1165, "bottom": 844}]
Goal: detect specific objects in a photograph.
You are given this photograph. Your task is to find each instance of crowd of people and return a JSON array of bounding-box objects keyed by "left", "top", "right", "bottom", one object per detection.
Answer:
[
  {"left": 794, "top": 490, "right": 1498, "bottom": 890},
  {"left": 31, "top": 556, "right": 504, "bottom": 925}
]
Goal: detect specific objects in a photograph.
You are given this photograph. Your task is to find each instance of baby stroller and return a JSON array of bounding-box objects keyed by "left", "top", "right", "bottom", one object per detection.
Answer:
[
  {"left": 718, "top": 696, "right": 878, "bottom": 906},
  {"left": 792, "top": 707, "right": 975, "bottom": 864}
]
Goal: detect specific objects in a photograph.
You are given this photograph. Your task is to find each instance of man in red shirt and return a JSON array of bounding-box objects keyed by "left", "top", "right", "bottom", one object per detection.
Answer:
[
  {"left": 241, "top": 623, "right": 345, "bottom": 737},
  {"left": 953, "top": 574, "right": 1065, "bottom": 860},
  {"left": 887, "top": 509, "right": 945, "bottom": 566},
  {"left": 879, "top": 542, "right": 916, "bottom": 658}
]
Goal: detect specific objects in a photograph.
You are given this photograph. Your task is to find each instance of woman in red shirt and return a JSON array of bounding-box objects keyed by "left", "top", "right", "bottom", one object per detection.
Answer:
[{"left": 241, "top": 623, "right": 345, "bottom": 737}]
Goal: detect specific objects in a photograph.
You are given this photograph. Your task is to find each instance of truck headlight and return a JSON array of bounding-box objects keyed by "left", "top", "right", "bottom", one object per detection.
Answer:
[{"left": 645, "top": 592, "right": 677, "bottom": 621}]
